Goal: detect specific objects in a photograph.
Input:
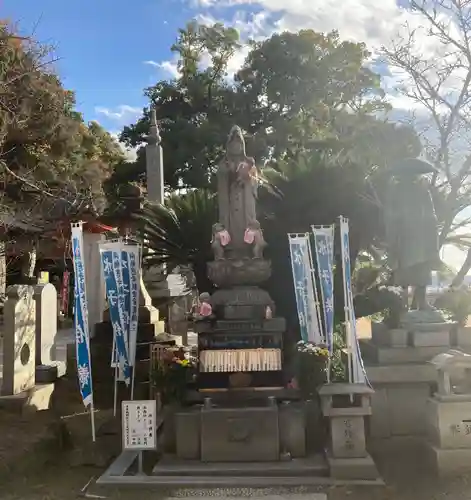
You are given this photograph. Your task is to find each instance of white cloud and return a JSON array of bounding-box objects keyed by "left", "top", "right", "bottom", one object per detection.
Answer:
[
  {"left": 187, "top": 0, "right": 467, "bottom": 111},
  {"left": 95, "top": 105, "right": 142, "bottom": 123},
  {"left": 144, "top": 59, "right": 180, "bottom": 79},
  {"left": 110, "top": 131, "right": 139, "bottom": 162}
]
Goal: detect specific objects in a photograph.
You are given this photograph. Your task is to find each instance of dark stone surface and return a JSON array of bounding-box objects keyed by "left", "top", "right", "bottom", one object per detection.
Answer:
[
  {"left": 208, "top": 259, "right": 271, "bottom": 288},
  {"left": 200, "top": 406, "right": 280, "bottom": 462}
]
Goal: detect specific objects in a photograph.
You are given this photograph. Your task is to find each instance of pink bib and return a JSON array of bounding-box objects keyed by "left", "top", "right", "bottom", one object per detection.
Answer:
[
  {"left": 199, "top": 302, "right": 212, "bottom": 317},
  {"left": 219, "top": 230, "right": 231, "bottom": 247},
  {"left": 244, "top": 229, "right": 255, "bottom": 244}
]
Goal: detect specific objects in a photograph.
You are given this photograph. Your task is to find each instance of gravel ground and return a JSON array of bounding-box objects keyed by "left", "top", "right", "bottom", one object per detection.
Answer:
[{"left": 3, "top": 455, "right": 471, "bottom": 500}]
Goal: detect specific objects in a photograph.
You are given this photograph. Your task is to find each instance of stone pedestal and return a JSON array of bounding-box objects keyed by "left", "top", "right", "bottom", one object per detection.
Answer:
[
  {"left": 173, "top": 398, "right": 308, "bottom": 462},
  {"left": 425, "top": 395, "right": 471, "bottom": 475},
  {"left": 361, "top": 320, "right": 455, "bottom": 440},
  {"left": 319, "top": 383, "right": 379, "bottom": 480}
]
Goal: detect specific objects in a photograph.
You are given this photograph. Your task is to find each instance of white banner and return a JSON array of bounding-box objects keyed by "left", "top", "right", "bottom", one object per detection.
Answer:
[
  {"left": 288, "top": 233, "right": 324, "bottom": 344},
  {"left": 71, "top": 222, "right": 94, "bottom": 406},
  {"left": 339, "top": 216, "right": 368, "bottom": 385}
]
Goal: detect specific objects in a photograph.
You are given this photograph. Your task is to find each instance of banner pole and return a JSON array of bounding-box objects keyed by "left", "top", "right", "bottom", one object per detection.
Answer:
[
  {"left": 113, "top": 362, "right": 118, "bottom": 417},
  {"left": 339, "top": 216, "right": 353, "bottom": 386},
  {"left": 90, "top": 403, "right": 96, "bottom": 442}
]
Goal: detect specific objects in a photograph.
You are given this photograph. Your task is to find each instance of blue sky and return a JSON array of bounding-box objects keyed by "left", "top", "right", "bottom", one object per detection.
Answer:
[
  {"left": 3, "top": 0, "right": 418, "bottom": 134},
  {"left": 2, "top": 0, "right": 202, "bottom": 132},
  {"left": 2, "top": 0, "right": 469, "bottom": 268}
]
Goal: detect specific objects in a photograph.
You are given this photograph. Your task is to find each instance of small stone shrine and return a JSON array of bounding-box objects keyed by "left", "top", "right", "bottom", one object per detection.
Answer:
[
  {"left": 425, "top": 349, "right": 471, "bottom": 475},
  {"left": 319, "top": 383, "right": 378, "bottom": 479},
  {"left": 152, "top": 126, "right": 315, "bottom": 479}
]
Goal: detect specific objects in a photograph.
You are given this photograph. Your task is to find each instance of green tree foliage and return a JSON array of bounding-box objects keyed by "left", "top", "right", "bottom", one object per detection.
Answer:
[
  {"left": 0, "top": 22, "right": 124, "bottom": 294},
  {"left": 0, "top": 24, "right": 124, "bottom": 220},
  {"left": 135, "top": 190, "right": 217, "bottom": 292},
  {"left": 125, "top": 21, "right": 422, "bottom": 325},
  {"left": 116, "top": 23, "right": 419, "bottom": 194}
]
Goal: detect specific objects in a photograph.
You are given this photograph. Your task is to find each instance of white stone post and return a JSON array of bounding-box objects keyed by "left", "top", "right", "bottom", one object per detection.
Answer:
[{"left": 82, "top": 231, "right": 106, "bottom": 337}]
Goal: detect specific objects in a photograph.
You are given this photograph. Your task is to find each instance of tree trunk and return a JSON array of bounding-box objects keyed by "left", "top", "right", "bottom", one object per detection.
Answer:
[
  {"left": 0, "top": 240, "right": 6, "bottom": 309},
  {"left": 451, "top": 247, "right": 471, "bottom": 288},
  {"left": 20, "top": 240, "right": 37, "bottom": 284}
]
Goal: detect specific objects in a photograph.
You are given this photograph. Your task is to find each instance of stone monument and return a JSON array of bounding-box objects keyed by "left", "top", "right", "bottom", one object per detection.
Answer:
[
  {"left": 360, "top": 158, "right": 456, "bottom": 442},
  {"left": 142, "top": 108, "right": 186, "bottom": 304},
  {"left": 154, "top": 126, "right": 308, "bottom": 475},
  {"left": 33, "top": 283, "right": 67, "bottom": 383},
  {"left": 2, "top": 285, "right": 36, "bottom": 395},
  {"left": 0, "top": 285, "right": 55, "bottom": 412}
]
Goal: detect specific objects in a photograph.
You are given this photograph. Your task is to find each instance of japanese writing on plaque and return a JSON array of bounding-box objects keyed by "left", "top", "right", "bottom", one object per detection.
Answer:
[
  {"left": 450, "top": 420, "right": 471, "bottom": 436},
  {"left": 122, "top": 400, "right": 157, "bottom": 450},
  {"left": 343, "top": 418, "right": 355, "bottom": 451}
]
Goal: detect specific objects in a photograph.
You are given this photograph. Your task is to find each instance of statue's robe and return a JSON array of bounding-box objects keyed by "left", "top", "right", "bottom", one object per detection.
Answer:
[
  {"left": 217, "top": 156, "right": 257, "bottom": 249},
  {"left": 384, "top": 176, "right": 439, "bottom": 287}
]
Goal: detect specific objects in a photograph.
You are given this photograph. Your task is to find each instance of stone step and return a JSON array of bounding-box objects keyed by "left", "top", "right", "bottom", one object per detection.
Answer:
[
  {"left": 360, "top": 339, "right": 446, "bottom": 365},
  {"left": 152, "top": 454, "right": 328, "bottom": 477}
]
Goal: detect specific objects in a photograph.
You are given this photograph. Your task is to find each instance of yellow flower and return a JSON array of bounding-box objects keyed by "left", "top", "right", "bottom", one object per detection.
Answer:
[{"left": 180, "top": 359, "right": 190, "bottom": 367}]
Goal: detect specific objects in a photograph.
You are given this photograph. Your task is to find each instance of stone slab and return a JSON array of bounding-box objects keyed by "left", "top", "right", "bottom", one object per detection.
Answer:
[
  {"left": 0, "top": 383, "right": 54, "bottom": 413},
  {"left": 330, "top": 415, "right": 367, "bottom": 458},
  {"left": 409, "top": 329, "right": 451, "bottom": 347},
  {"left": 2, "top": 285, "right": 36, "bottom": 396},
  {"left": 451, "top": 326, "right": 471, "bottom": 348},
  {"left": 175, "top": 409, "right": 201, "bottom": 460},
  {"left": 366, "top": 363, "right": 436, "bottom": 384},
  {"left": 33, "top": 283, "right": 58, "bottom": 366},
  {"left": 371, "top": 322, "right": 408, "bottom": 347},
  {"left": 425, "top": 442, "right": 471, "bottom": 476},
  {"left": 361, "top": 340, "right": 445, "bottom": 366},
  {"left": 35, "top": 362, "right": 66, "bottom": 383},
  {"left": 279, "top": 403, "right": 306, "bottom": 458},
  {"left": 426, "top": 397, "right": 471, "bottom": 449},
  {"left": 153, "top": 454, "right": 328, "bottom": 477},
  {"left": 200, "top": 406, "right": 279, "bottom": 462},
  {"left": 327, "top": 453, "right": 379, "bottom": 480},
  {"left": 369, "top": 382, "right": 432, "bottom": 439}
]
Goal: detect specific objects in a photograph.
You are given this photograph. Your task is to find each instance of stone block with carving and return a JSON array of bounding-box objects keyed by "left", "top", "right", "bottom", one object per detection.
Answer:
[
  {"left": 200, "top": 406, "right": 279, "bottom": 462},
  {"left": 1, "top": 286, "right": 36, "bottom": 396},
  {"left": 319, "top": 383, "right": 379, "bottom": 479}
]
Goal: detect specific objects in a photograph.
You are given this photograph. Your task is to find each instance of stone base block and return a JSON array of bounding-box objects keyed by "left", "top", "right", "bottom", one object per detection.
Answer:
[
  {"left": 0, "top": 383, "right": 55, "bottom": 413},
  {"left": 371, "top": 322, "right": 408, "bottom": 347},
  {"left": 35, "top": 362, "right": 67, "bottom": 383},
  {"left": 426, "top": 397, "right": 471, "bottom": 449},
  {"left": 410, "top": 329, "right": 451, "bottom": 347},
  {"left": 369, "top": 382, "right": 432, "bottom": 439},
  {"left": 451, "top": 326, "right": 471, "bottom": 349},
  {"left": 425, "top": 443, "right": 471, "bottom": 476},
  {"left": 139, "top": 305, "right": 161, "bottom": 324},
  {"left": 361, "top": 340, "right": 444, "bottom": 365},
  {"left": 175, "top": 409, "right": 201, "bottom": 460},
  {"left": 279, "top": 402, "right": 306, "bottom": 458},
  {"left": 327, "top": 453, "right": 379, "bottom": 480},
  {"left": 201, "top": 406, "right": 279, "bottom": 462}
]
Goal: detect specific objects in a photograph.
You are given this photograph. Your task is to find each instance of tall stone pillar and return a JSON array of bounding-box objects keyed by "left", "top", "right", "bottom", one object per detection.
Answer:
[
  {"left": 146, "top": 108, "right": 164, "bottom": 204},
  {"left": 143, "top": 108, "right": 186, "bottom": 303}
]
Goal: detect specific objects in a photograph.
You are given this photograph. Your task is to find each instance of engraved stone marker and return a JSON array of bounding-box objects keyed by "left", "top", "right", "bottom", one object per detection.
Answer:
[
  {"left": 33, "top": 283, "right": 57, "bottom": 366},
  {"left": 1, "top": 285, "right": 36, "bottom": 395}
]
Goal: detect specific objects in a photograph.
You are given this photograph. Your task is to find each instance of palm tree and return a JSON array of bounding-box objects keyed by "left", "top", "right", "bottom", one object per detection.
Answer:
[{"left": 133, "top": 189, "right": 217, "bottom": 293}]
